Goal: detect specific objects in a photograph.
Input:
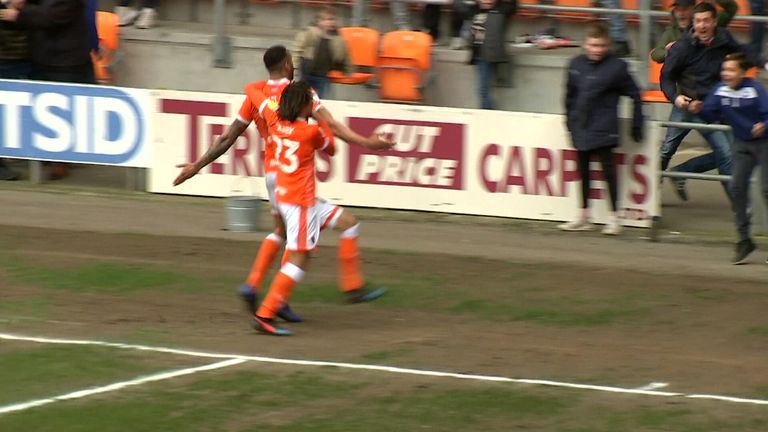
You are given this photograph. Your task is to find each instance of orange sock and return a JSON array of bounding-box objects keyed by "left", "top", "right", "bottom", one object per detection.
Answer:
[
  {"left": 256, "top": 263, "right": 304, "bottom": 319},
  {"left": 245, "top": 233, "right": 283, "bottom": 292},
  {"left": 338, "top": 225, "right": 364, "bottom": 292}
]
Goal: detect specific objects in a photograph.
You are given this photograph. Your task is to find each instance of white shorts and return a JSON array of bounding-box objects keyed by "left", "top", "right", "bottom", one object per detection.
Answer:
[
  {"left": 265, "top": 171, "right": 278, "bottom": 215},
  {"left": 277, "top": 198, "right": 342, "bottom": 252}
]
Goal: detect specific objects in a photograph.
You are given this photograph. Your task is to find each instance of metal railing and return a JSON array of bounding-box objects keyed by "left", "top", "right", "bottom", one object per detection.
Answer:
[{"left": 658, "top": 120, "right": 767, "bottom": 235}]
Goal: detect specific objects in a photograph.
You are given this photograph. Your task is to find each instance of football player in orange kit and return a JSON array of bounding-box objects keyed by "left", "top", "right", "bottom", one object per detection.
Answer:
[
  {"left": 173, "top": 45, "right": 393, "bottom": 324},
  {"left": 251, "top": 81, "right": 387, "bottom": 335}
]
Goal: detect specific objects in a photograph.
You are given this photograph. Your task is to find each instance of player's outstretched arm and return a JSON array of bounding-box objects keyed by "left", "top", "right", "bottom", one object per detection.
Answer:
[
  {"left": 173, "top": 119, "right": 249, "bottom": 186},
  {"left": 312, "top": 107, "right": 395, "bottom": 150}
]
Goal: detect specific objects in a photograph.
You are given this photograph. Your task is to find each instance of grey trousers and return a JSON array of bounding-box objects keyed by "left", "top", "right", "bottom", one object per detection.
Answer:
[
  {"left": 731, "top": 138, "right": 768, "bottom": 241},
  {"left": 352, "top": 0, "right": 410, "bottom": 30}
]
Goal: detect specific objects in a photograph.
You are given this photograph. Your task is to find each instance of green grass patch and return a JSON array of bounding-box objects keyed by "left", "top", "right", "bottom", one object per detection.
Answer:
[
  {"left": 0, "top": 296, "right": 51, "bottom": 320},
  {"left": 2, "top": 363, "right": 768, "bottom": 431},
  {"left": 746, "top": 326, "right": 768, "bottom": 337},
  {"left": 281, "top": 386, "right": 570, "bottom": 432},
  {"left": 0, "top": 368, "right": 368, "bottom": 432},
  {"left": 360, "top": 348, "right": 414, "bottom": 362},
  {"left": 0, "top": 253, "right": 201, "bottom": 294},
  {"left": 295, "top": 263, "right": 651, "bottom": 327},
  {"left": 565, "top": 404, "right": 768, "bottom": 432},
  {"left": 0, "top": 343, "right": 201, "bottom": 406},
  {"left": 450, "top": 299, "right": 646, "bottom": 327}
]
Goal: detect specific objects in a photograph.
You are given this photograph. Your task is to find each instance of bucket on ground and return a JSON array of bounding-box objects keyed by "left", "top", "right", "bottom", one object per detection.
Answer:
[{"left": 225, "top": 177, "right": 262, "bottom": 232}]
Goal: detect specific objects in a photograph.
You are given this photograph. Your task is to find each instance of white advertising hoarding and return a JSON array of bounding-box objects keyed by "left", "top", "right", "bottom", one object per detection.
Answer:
[
  {"left": 149, "top": 90, "right": 660, "bottom": 227},
  {"left": 0, "top": 80, "right": 152, "bottom": 167}
]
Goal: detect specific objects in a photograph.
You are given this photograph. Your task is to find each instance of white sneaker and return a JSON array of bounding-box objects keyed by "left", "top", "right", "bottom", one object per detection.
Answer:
[
  {"left": 558, "top": 219, "right": 594, "bottom": 232},
  {"left": 601, "top": 222, "right": 622, "bottom": 236},
  {"left": 115, "top": 6, "right": 139, "bottom": 26},
  {"left": 135, "top": 8, "right": 157, "bottom": 29}
]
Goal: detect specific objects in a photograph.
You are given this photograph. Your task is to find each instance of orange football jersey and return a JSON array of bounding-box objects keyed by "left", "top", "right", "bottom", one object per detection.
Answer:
[{"left": 236, "top": 78, "right": 322, "bottom": 174}]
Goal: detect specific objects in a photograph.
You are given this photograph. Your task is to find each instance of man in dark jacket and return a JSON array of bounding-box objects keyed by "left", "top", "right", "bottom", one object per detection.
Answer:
[
  {"left": 468, "top": 0, "right": 516, "bottom": 109},
  {"left": 0, "top": 1, "right": 33, "bottom": 181},
  {"left": 1, "top": 0, "right": 93, "bottom": 180},
  {"left": 1, "top": 0, "right": 94, "bottom": 84},
  {"left": 559, "top": 23, "right": 644, "bottom": 236},
  {"left": 659, "top": 1, "right": 762, "bottom": 198}
]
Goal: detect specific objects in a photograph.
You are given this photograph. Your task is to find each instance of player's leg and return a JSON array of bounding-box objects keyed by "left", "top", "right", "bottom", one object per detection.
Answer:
[
  {"left": 254, "top": 203, "right": 318, "bottom": 336},
  {"left": 239, "top": 173, "right": 301, "bottom": 322},
  {"left": 318, "top": 199, "right": 387, "bottom": 303},
  {"left": 241, "top": 213, "right": 284, "bottom": 295}
]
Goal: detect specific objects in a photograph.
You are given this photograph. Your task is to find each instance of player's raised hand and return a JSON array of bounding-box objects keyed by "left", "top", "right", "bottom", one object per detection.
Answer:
[
  {"left": 365, "top": 133, "right": 396, "bottom": 151},
  {"left": 173, "top": 163, "right": 200, "bottom": 186}
]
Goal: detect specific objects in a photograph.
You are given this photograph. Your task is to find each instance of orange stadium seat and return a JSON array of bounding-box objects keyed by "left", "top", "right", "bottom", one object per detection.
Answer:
[
  {"left": 377, "top": 30, "right": 432, "bottom": 102},
  {"left": 515, "top": 0, "right": 542, "bottom": 19},
  {"left": 623, "top": 0, "right": 639, "bottom": 24},
  {"left": 553, "top": 0, "right": 594, "bottom": 22},
  {"left": 328, "top": 27, "right": 380, "bottom": 85},
  {"left": 729, "top": 0, "right": 751, "bottom": 31},
  {"left": 642, "top": 53, "right": 669, "bottom": 103},
  {"left": 92, "top": 11, "right": 119, "bottom": 85}
]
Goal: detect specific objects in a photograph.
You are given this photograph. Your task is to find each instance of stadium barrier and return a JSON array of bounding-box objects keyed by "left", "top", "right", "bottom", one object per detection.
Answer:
[
  {"left": 149, "top": 88, "right": 661, "bottom": 227},
  {"left": 0, "top": 79, "right": 661, "bottom": 227},
  {"left": 659, "top": 120, "right": 768, "bottom": 235}
]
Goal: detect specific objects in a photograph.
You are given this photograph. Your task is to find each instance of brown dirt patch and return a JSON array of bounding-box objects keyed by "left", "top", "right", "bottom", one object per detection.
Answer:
[{"left": 2, "top": 224, "right": 768, "bottom": 404}]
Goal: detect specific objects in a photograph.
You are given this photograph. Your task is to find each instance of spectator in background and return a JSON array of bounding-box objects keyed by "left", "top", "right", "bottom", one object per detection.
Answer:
[
  {"left": 422, "top": 2, "right": 441, "bottom": 43},
  {"left": 560, "top": 23, "right": 644, "bottom": 236},
  {"left": 749, "top": 0, "right": 764, "bottom": 59},
  {"left": 1, "top": 0, "right": 94, "bottom": 84},
  {"left": 601, "top": 0, "right": 630, "bottom": 56},
  {"left": 651, "top": 0, "right": 735, "bottom": 200},
  {"left": 1, "top": 0, "right": 95, "bottom": 179},
  {"left": 659, "top": 1, "right": 758, "bottom": 200},
  {"left": 0, "top": 0, "right": 31, "bottom": 181},
  {"left": 86, "top": 0, "right": 97, "bottom": 53},
  {"left": 115, "top": 0, "right": 156, "bottom": 29},
  {"left": 651, "top": 0, "right": 736, "bottom": 64},
  {"left": 697, "top": 53, "right": 768, "bottom": 264},
  {"left": 452, "top": 0, "right": 475, "bottom": 49},
  {"left": 389, "top": 0, "right": 411, "bottom": 30},
  {"left": 468, "top": 0, "right": 516, "bottom": 109},
  {"left": 294, "top": 6, "right": 348, "bottom": 99}
]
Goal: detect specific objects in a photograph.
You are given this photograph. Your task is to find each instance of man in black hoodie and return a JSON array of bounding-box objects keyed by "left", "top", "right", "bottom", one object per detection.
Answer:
[
  {"left": 559, "top": 23, "right": 644, "bottom": 236},
  {"left": 660, "top": 1, "right": 763, "bottom": 198},
  {"left": 0, "top": 0, "right": 94, "bottom": 84}
]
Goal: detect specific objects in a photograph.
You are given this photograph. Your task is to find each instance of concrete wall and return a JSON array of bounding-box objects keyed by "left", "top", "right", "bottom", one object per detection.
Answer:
[{"left": 107, "top": 1, "right": 750, "bottom": 117}]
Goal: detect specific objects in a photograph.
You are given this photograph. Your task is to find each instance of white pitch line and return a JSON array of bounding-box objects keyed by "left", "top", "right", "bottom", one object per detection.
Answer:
[
  {"left": 0, "top": 358, "right": 245, "bottom": 415},
  {"left": 1, "top": 332, "right": 767, "bottom": 407},
  {"left": 636, "top": 382, "right": 669, "bottom": 391}
]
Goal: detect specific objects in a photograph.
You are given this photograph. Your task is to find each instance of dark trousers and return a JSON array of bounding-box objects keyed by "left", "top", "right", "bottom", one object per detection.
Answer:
[
  {"left": 32, "top": 62, "right": 95, "bottom": 85},
  {"left": 119, "top": 0, "right": 158, "bottom": 8},
  {"left": 305, "top": 74, "right": 329, "bottom": 99},
  {"left": 423, "top": 4, "right": 441, "bottom": 40},
  {"left": 731, "top": 138, "right": 768, "bottom": 241},
  {"left": 577, "top": 147, "right": 619, "bottom": 211},
  {"left": 450, "top": 7, "right": 464, "bottom": 38},
  {"left": 0, "top": 61, "right": 35, "bottom": 79},
  {"left": 750, "top": 0, "right": 765, "bottom": 58}
]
